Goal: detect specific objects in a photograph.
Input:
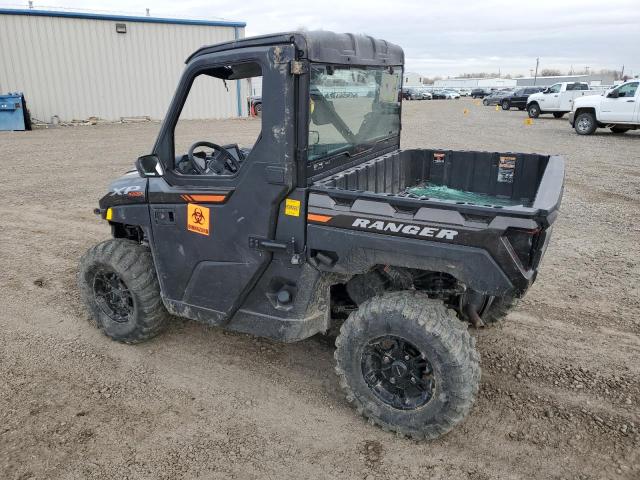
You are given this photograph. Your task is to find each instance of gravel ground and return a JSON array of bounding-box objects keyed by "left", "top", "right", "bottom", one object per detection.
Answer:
[{"left": 1, "top": 98, "right": 639, "bottom": 480}]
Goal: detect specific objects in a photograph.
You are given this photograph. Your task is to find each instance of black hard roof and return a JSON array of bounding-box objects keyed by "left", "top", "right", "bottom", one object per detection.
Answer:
[{"left": 187, "top": 30, "right": 404, "bottom": 66}]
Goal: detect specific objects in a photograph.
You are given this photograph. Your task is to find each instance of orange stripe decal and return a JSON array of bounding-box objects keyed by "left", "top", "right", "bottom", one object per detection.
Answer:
[
  {"left": 189, "top": 194, "right": 227, "bottom": 203},
  {"left": 307, "top": 213, "right": 332, "bottom": 223}
]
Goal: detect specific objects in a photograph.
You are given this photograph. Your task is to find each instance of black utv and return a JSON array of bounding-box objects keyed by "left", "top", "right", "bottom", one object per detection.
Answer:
[{"left": 80, "top": 31, "right": 564, "bottom": 440}]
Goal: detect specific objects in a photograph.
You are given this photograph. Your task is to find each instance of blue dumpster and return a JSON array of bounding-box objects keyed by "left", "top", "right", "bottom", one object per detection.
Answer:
[{"left": 0, "top": 93, "right": 29, "bottom": 131}]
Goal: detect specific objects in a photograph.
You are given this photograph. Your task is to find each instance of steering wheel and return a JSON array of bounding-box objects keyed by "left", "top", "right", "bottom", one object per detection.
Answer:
[{"left": 187, "top": 141, "right": 240, "bottom": 175}]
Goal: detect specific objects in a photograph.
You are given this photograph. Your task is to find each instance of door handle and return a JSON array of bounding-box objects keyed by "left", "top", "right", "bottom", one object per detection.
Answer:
[{"left": 626, "top": 100, "right": 635, "bottom": 103}]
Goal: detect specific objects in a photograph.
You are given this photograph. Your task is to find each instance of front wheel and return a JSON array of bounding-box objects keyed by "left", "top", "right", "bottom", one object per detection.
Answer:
[
  {"left": 501, "top": 100, "right": 510, "bottom": 110},
  {"left": 482, "top": 99, "right": 489, "bottom": 106},
  {"left": 334, "top": 292, "right": 480, "bottom": 440},
  {"left": 78, "top": 239, "right": 169, "bottom": 343},
  {"left": 574, "top": 112, "right": 597, "bottom": 135},
  {"left": 527, "top": 103, "right": 541, "bottom": 118}
]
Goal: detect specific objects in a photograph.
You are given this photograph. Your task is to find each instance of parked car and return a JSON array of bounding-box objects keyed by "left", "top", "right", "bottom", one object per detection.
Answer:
[
  {"left": 500, "top": 87, "right": 545, "bottom": 110},
  {"left": 482, "top": 90, "right": 513, "bottom": 106},
  {"left": 471, "top": 88, "right": 491, "bottom": 98},
  {"left": 419, "top": 88, "right": 433, "bottom": 100},
  {"left": 403, "top": 87, "right": 431, "bottom": 100},
  {"left": 250, "top": 95, "right": 262, "bottom": 116},
  {"left": 569, "top": 80, "right": 640, "bottom": 134},
  {"left": 526, "top": 82, "right": 595, "bottom": 118},
  {"left": 457, "top": 88, "right": 471, "bottom": 97},
  {"left": 431, "top": 89, "right": 448, "bottom": 99},
  {"left": 444, "top": 89, "right": 461, "bottom": 99}
]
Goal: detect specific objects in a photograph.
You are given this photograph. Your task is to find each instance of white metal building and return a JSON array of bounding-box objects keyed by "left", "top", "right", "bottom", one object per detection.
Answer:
[
  {"left": 514, "top": 74, "right": 616, "bottom": 87},
  {"left": 0, "top": 8, "right": 247, "bottom": 122},
  {"left": 433, "top": 77, "right": 517, "bottom": 89},
  {"left": 403, "top": 72, "right": 425, "bottom": 87}
]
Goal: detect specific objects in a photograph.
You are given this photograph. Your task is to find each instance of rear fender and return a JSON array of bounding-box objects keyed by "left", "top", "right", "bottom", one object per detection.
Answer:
[{"left": 307, "top": 225, "right": 516, "bottom": 297}]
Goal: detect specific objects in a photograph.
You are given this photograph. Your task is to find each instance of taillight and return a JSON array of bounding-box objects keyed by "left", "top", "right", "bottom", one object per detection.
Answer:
[{"left": 505, "top": 227, "right": 540, "bottom": 270}]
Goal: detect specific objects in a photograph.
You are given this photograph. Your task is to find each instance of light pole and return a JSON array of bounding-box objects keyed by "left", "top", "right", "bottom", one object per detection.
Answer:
[{"left": 533, "top": 58, "right": 540, "bottom": 85}]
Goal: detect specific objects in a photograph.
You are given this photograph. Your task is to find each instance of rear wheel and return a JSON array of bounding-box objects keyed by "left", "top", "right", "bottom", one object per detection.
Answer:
[
  {"left": 553, "top": 112, "right": 565, "bottom": 119},
  {"left": 334, "top": 291, "right": 480, "bottom": 440},
  {"left": 79, "top": 239, "right": 169, "bottom": 343},
  {"left": 610, "top": 126, "right": 630, "bottom": 134},
  {"left": 574, "top": 112, "right": 597, "bottom": 135},
  {"left": 501, "top": 100, "right": 510, "bottom": 110},
  {"left": 254, "top": 102, "right": 262, "bottom": 116},
  {"left": 527, "top": 103, "right": 541, "bottom": 118}
]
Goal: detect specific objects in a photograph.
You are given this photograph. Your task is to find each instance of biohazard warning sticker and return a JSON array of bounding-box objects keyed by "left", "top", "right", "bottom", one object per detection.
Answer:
[
  {"left": 187, "top": 203, "right": 210, "bottom": 236},
  {"left": 433, "top": 152, "right": 445, "bottom": 164},
  {"left": 498, "top": 156, "right": 516, "bottom": 184}
]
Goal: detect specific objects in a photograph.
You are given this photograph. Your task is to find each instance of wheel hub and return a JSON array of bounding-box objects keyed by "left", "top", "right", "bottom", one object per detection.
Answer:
[
  {"left": 93, "top": 268, "right": 133, "bottom": 323},
  {"left": 391, "top": 360, "right": 408, "bottom": 378},
  {"left": 361, "top": 335, "right": 435, "bottom": 410}
]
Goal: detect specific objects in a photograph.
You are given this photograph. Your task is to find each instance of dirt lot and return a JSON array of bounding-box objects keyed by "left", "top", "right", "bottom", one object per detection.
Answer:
[{"left": 1, "top": 99, "right": 639, "bottom": 480}]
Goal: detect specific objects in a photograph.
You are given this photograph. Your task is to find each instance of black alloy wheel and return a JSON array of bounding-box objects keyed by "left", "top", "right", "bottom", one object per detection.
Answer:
[
  {"left": 93, "top": 267, "right": 134, "bottom": 323},
  {"left": 361, "top": 335, "right": 435, "bottom": 410}
]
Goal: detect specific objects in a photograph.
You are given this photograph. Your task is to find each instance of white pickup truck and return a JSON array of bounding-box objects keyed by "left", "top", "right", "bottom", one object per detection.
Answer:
[
  {"left": 568, "top": 80, "right": 640, "bottom": 135},
  {"left": 526, "top": 82, "right": 597, "bottom": 118}
]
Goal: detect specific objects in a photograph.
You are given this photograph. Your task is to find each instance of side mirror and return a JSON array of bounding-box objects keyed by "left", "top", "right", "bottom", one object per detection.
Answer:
[
  {"left": 607, "top": 90, "right": 619, "bottom": 98},
  {"left": 135, "top": 154, "right": 163, "bottom": 177},
  {"left": 309, "top": 130, "right": 320, "bottom": 145}
]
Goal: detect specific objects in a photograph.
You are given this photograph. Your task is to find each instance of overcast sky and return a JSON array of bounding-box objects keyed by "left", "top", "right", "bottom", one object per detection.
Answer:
[{"left": 4, "top": 0, "right": 639, "bottom": 77}]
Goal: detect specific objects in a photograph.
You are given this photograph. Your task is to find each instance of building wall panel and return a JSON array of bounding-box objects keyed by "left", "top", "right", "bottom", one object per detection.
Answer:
[{"left": 0, "top": 12, "right": 246, "bottom": 121}]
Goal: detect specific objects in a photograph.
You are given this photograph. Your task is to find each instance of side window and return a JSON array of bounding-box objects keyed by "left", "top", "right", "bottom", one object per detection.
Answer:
[
  {"left": 548, "top": 84, "right": 562, "bottom": 93},
  {"left": 566, "top": 83, "right": 575, "bottom": 91},
  {"left": 579, "top": 83, "right": 589, "bottom": 90},
  {"left": 616, "top": 82, "right": 638, "bottom": 98},
  {"left": 173, "top": 62, "right": 263, "bottom": 176}
]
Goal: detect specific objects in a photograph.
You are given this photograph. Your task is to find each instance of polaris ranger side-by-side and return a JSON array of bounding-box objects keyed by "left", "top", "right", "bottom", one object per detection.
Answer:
[{"left": 80, "top": 31, "right": 564, "bottom": 440}]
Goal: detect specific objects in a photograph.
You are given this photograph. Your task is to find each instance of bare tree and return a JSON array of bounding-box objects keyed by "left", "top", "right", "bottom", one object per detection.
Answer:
[{"left": 540, "top": 68, "right": 562, "bottom": 77}]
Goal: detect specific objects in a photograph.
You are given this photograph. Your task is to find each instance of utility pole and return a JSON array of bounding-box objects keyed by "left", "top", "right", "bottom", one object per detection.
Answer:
[
  {"left": 533, "top": 58, "right": 539, "bottom": 85},
  {"left": 620, "top": 65, "right": 625, "bottom": 80}
]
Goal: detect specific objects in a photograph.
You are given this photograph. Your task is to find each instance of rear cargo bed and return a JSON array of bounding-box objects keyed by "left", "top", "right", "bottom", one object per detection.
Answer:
[{"left": 311, "top": 148, "right": 563, "bottom": 218}]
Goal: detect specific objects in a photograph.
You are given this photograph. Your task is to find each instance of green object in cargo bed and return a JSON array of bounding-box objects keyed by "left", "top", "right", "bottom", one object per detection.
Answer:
[{"left": 407, "top": 183, "right": 523, "bottom": 207}]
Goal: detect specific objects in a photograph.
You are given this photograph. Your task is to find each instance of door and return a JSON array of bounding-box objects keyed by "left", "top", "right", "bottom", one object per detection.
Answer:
[
  {"left": 541, "top": 83, "right": 562, "bottom": 110},
  {"left": 600, "top": 82, "right": 639, "bottom": 123},
  {"left": 147, "top": 45, "right": 296, "bottom": 324}
]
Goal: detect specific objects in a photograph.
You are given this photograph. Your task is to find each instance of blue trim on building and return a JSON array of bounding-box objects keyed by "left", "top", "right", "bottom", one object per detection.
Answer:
[
  {"left": 234, "top": 26, "right": 243, "bottom": 117},
  {"left": 0, "top": 8, "right": 246, "bottom": 28}
]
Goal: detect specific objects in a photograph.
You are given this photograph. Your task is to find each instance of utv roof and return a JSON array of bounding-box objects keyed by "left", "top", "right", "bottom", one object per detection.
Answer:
[{"left": 187, "top": 31, "right": 404, "bottom": 66}]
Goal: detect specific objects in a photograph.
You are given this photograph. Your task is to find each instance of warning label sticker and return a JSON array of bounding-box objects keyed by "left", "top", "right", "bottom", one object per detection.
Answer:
[
  {"left": 187, "top": 203, "right": 210, "bottom": 236},
  {"left": 284, "top": 198, "right": 301, "bottom": 217},
  {"left": 498, "top": 156, "right": 516, "bottom": 184},
  {"left": 433, "top": 152, "right": 445, "bottom": 164}
]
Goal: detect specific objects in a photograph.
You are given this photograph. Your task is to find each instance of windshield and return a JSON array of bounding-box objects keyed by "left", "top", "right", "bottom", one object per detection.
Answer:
[{"left": 308, "top": 65, "right": 402, "bottom": 161}]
